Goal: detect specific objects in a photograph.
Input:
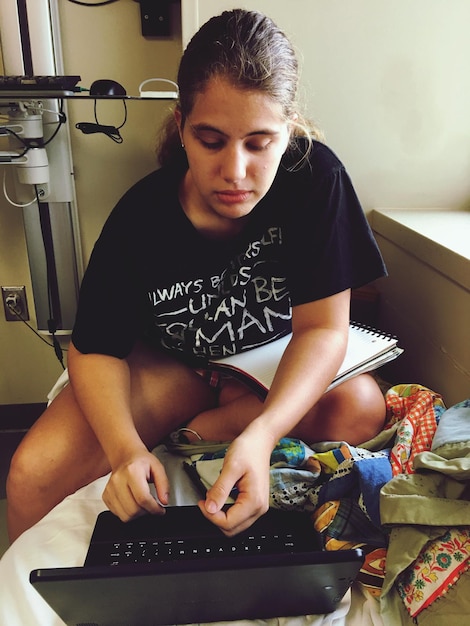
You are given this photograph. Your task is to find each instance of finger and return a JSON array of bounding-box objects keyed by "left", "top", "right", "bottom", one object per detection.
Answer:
[
  {"left": 103, "top": 480, "right": 140, "bottom": 522},
  {"left": 223, "top": 502, "right": 263, "bottom": 535},
  {"left": 149, "top": 457, "right": 170, "bottom": 508},
  {"left": 203, "top": 471, "right": 237, "bottom": 515},
  {"left": 130, "top": 480, "right": 164, "bottom": 516},
  {"left": 198, "top": 497, "right": 265, "bottom": 536},
  {"left": 110, "top": 484, "right": 163, "bottom": 521},
  {"left": 126, "top": 457, "right": 170, "bottom": 516},
  {"left": 104, "top": 465, "right": 165, "bottom": 521}
]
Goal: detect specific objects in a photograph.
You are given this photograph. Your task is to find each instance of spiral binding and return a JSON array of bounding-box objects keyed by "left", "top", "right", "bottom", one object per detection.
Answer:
[{"left": 350, "top": 320, "right": 398, "bottom": 341}]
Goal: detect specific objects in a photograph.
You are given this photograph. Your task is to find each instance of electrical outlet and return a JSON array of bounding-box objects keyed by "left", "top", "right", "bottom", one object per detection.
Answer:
[{"left": 2, "top": 286, "right": 30, "bottom": 321}]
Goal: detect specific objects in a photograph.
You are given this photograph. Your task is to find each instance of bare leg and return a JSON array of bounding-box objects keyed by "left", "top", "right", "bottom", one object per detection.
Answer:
[
  {"left": 6, "top": 344, "right": 217, "bottom": 542},
  {"left": 289, "top": 374, "right": 387, "bottom": 444},
  {"left": 185, "top": 374, "right": 386, "bottom": 446}
]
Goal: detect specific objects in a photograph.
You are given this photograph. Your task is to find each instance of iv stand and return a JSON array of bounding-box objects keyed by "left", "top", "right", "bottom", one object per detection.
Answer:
[{"left": 0, "top": 0, "right": 82, "bottom": 334}]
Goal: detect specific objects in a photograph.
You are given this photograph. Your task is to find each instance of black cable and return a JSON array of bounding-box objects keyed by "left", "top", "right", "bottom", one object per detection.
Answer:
[
  {"left": 34, "top": 185, "right": 65, "bottom": 370},
  {"left": 2, "top": 127, "right": 28, "bottom": 147},
  {"left": 17, "top": 0, "right": 33, "bottom": 75},
  {"left": 94, "top": 98, "right": 127, "bottom": 129},
  {"left": 75, "top": 122, "right": 124, "bottom": 143},
  {"left": 95, "top": 98, "right": 127, "bottom": 142},
  {"left": 5, "top": 301, "right": 68, "bottom": 362},
  {"left": 43, "top": 101, "right": 67, "bottom": 147},
  {"left": 1, "top": 128, "right": 30, "bottom": 158},
  {"left": 1, "top": 103, "right": 65, "bottom": 156},
  {"left": 48, "top": 319, "right": 66, "bottom": 370},
  {"left": 67, "top": 0, "right": 121, "bottom": 6},
  {"left": 76, "top": 99, "right": 127, "bottom": 143}
]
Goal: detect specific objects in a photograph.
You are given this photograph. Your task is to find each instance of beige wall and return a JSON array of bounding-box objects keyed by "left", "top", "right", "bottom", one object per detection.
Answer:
[{"left": 0, "top": 0, "right": 182, "bottom": 403}]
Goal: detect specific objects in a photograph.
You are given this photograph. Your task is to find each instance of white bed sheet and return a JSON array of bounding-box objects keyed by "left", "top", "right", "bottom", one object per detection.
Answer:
[{"left": 0, "top": 445, "right": 382, "bottom": 626}]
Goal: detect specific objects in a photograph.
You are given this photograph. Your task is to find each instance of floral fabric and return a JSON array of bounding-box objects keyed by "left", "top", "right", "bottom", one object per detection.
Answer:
[
  {"left": 386, "top": 384, "right": 445, "bottom": 475},
  {"left": 396, "top": 528, "right": 470, "bottom": 617}
]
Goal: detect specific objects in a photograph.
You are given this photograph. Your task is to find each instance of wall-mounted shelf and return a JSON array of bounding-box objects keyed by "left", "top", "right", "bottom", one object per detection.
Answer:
[{"left": 0, "top": 93, "right": 177, "bottom": 101}]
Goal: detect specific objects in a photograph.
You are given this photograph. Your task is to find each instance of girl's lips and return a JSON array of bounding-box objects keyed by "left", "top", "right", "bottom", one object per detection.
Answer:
[{"left": 215, "top": 190, "right": 252, "bottom": 204}]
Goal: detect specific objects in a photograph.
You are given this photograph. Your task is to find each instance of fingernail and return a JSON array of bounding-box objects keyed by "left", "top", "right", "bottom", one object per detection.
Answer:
[{"left": 205, "top": 499, "right": 218, "bottom": 514}]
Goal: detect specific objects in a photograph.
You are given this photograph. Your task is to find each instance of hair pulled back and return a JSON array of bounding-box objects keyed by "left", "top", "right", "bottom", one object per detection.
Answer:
[{"left": 157, "top": 9, "right": 321, "bottom": 166}]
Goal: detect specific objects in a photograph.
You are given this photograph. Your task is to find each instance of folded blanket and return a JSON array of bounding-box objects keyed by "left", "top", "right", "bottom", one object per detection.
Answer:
[{"left": 380, "top": 398, "right": 470, "bottom": 622}]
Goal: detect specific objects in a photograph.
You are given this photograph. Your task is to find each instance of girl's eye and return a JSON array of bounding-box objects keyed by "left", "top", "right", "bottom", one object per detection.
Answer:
[
  {"left": 201, "top": 139, "right": 224, "bottom": 150},
  {"left": 199, "top": 138, "right": 272, "bottom": 152},
  {"left": 246, "top": 140, "right": 271, "bottom": 152},
  {"left": 195, "top": 131, "right": 225, "bottom": 150},
  {"left": 191, "top": 127, "right": 273, "bottom": 152}
]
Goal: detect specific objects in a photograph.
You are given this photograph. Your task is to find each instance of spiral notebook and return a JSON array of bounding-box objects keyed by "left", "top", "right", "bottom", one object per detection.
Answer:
[{"left": 209, "top": 322, "right": 403, "bottom": 398}]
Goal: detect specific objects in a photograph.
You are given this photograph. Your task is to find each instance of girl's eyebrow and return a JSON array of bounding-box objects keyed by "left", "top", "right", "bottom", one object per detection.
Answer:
[{"left": 189, "top": 122, "right": 280, "bottom": 139}]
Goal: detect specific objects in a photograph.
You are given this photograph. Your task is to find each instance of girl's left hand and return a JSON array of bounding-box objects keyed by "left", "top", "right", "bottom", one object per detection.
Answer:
[{"left": 197, "top": 428, "right": 273, "bottom": 535}]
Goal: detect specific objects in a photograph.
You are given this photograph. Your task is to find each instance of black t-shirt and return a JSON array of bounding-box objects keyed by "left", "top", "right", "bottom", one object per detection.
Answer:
[{"left": 72, "top": 140, "right": 386, "bottom": 364}]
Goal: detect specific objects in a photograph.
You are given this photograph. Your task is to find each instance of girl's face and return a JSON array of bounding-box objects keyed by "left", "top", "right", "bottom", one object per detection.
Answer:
[{"left": 176, "top": 77, "right": 291, "bottom": 237}]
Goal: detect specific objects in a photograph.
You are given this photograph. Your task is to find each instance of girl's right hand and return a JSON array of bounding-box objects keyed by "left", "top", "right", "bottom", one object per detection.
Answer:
[{"left": 102, "top": 448, "right": 170, "bottom": 521}]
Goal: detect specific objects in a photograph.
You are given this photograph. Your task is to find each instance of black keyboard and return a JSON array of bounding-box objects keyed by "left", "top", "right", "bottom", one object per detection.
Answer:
[
  {"left": 0, "top": 75, "right": 81, "bottom": 92},
  {"left": 85, "top": 507, "right": 323, "bottom": 568},
  {"left": 98, "top": 530, "right": 302, "bottom": 566}
]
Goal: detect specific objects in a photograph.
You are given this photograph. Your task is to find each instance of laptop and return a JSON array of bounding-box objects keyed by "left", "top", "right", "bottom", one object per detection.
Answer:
[{"left": 30, "top": 506, "right": 364, "bottom": 626}]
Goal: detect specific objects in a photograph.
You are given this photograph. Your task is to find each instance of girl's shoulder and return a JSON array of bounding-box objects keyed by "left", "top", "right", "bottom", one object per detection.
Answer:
[
  {"left": 120, "top": 164, "right": 181, "bottom": 202},
  {"left": 97, "top": 164, "right": 184, "bottom": 241},
  {"left": 281, "top": 137, "right": 345, "bottom": 180},
  {"left": 111, "top": 163, "right": 183, "bottom": 218}
]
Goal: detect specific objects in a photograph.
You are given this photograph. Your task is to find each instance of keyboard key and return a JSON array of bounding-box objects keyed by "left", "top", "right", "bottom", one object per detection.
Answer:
[{"left": 104, "top": 529, "right": 307, "bottom": 566}]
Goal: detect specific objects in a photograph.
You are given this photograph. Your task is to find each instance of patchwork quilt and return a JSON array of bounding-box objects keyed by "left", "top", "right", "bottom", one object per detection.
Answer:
[{"left": 170, "top": 385, "right": 470, "bottom": 623}]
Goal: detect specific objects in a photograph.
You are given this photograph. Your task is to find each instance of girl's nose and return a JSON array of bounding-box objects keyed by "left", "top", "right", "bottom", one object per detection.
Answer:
[{"left": 221, "top": 145, "right": 247, "bottom": 183}]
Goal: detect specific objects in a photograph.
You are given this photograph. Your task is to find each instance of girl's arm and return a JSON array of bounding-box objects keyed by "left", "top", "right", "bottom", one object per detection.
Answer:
[
  {"left": 254, "top": 288, "right": 351, "bottom": 439},
  {"left": 200, "top": 289, "right": 351, "bottom": 534},
  {"left": 67, "top": 342, "right": 169, "bottom": 520}
]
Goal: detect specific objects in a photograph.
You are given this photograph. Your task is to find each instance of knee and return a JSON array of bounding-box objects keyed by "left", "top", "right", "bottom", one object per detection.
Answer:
[
  {"left": 342, "top": 374, "right": 385, "bottom": 413},
  {"left": 6, "top": 439, "right": 37, "bottom": 504},
  {"left": 6, "top": 439, "right": 51, "bottom": 543},
  {"left": 313, "top": 374, "right": 386, "bottom": 445},
  {"left": 343, "top": 374, "right": 386, "bottom": 444}
]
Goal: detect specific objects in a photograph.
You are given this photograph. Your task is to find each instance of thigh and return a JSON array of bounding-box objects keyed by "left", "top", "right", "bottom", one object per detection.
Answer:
[
  {"left": 16, "top": 383, "right": 111, "bottom": 495},
  {"left": 126, "top": 342, "right": 219, "bottom": 445},
  {"left": 13, "top": 344, "right": 219, "bottom": 497}
]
